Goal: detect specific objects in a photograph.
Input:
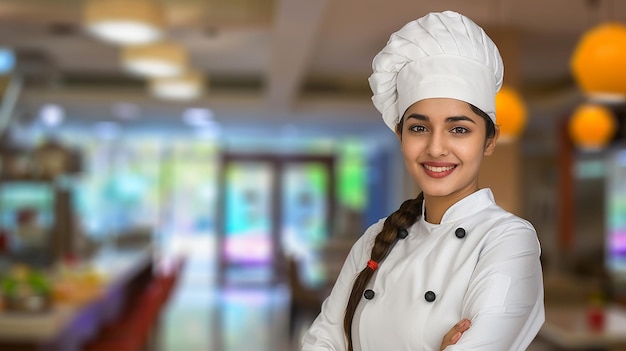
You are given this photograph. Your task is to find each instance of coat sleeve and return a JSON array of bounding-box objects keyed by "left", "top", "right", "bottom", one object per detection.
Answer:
[
  {"left": 300, "top": 220, "right": 381, "bottom": 351},
  {"left": 446, "top": 219, "right": 545, "bottom": 351}
]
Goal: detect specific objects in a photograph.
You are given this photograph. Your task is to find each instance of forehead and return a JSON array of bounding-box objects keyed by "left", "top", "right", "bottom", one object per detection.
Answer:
[{"left": 403, "top": 98, "right": 477, "bottom": 119}]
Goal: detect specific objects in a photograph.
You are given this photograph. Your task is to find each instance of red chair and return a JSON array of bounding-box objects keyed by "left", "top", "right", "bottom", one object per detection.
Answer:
[
  {"left": 153, "top": 255, "right": 186, "bottom": 305},
  {"left": 83, "top": 255, "right": 187, "bottom": 351},
  {"left": 83, "top": 276, "right": 165, "bottom": 351}
]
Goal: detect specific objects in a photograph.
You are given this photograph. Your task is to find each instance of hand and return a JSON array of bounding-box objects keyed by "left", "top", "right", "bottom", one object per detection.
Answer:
[{"left": 440, "top": 318, "right": 471, "bottom": 350}]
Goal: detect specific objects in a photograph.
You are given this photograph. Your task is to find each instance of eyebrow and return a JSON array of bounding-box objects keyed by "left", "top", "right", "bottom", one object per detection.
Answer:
[{"left": 406, "top": 113, "right": 477, "bottom": 124}]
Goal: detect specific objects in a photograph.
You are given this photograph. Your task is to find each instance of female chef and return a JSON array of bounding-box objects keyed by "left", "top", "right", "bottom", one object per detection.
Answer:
[{"left": 301, "top": 10, "right": 544, "bottom": 351}]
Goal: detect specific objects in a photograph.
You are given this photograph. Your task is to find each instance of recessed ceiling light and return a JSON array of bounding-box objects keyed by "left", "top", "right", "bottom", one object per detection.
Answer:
[
  {"left": 122, "top": 42, "right": 188, "bottom": 78},
  {"left": 84, "top": 0, "right": 165, "bottom": 45},
  {"left": 39, "top": 104, "right": 64, "bottom": 126},
  {"left": 150, "top": 72, "right": 205, "bottom": 100}
]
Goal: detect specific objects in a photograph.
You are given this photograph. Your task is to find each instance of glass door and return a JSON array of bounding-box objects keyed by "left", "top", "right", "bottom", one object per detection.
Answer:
[
  {"left": 281, "top": 161, "right": 333, "bottom": 288},
  {"left": 217, "top": 154, "right": 334, "bottom": 287},
  {"left": 219, "top": 160, "right": 276, "bottom": 285}
]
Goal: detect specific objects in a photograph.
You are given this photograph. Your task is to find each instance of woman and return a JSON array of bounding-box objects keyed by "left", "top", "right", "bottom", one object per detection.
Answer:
[{"left": 301, "top": 11, "right": 544, "bottom": 351}]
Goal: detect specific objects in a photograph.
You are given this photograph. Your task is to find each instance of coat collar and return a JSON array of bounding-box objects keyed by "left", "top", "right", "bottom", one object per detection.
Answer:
[{"left": 421, "top": 188, "right": 496, "bottom": 225}]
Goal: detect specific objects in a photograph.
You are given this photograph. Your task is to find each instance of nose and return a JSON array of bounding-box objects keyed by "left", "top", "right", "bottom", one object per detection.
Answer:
[{"left": 426, "top": 132, "right": 448, "bottom": 157}]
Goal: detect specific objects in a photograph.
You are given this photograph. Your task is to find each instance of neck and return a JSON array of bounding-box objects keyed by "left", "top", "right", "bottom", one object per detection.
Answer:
[
  {"left": 423, "top": 188, "right": 479, "bottom": 224},
  {"left": 423, "top": 198, "right": 449, "bottom": 224}
]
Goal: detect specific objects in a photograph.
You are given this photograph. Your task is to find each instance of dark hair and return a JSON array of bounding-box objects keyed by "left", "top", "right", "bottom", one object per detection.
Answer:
[
  {"left": 342, "top": 103, "right": 496, "bottom": 350},
  {"left": 470, "top": 104, "right": 497, "bottom": 140}
]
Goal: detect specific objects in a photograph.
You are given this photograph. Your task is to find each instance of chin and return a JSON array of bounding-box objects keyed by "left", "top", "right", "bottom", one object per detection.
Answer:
[
  {"left": 424, "top": 190, "right": 456, "bottom": 198},
  {"left": 418, "top": 185, "right": 456, "bottom": 198}
]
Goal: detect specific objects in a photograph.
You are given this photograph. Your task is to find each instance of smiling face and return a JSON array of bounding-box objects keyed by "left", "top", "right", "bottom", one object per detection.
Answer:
[{"left": 396, "top": 98, "right": 498, "bottom": 206}]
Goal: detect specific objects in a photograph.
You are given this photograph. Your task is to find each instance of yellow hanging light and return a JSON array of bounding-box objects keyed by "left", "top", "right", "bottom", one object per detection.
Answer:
[
  {"left": 568, "top": 104, "right": 617, "bottom": 150},
  {"left": 495, "top": 86, "right": 527, "bottom": 142},
  {"left": 571, "top": 22, "right": 626, "bottom": 102}
]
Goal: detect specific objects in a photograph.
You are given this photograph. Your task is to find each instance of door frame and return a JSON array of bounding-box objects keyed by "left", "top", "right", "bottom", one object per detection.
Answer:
[{"left": 217, "top": 152, "right": 336, "bottom": 286}]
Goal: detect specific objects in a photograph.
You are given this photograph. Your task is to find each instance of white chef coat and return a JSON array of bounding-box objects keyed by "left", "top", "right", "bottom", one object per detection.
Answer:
[{"left": 301, "top": 188, "right": 544, "bottom": 351}]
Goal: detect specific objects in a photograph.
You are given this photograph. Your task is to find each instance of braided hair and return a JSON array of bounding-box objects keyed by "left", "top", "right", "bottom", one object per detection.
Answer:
[
  {"left": 342, "top": 194, "right": 424, "bottom": 350},
  {"left": 342, "top": 103, "right": 496, "bottom": 350}
]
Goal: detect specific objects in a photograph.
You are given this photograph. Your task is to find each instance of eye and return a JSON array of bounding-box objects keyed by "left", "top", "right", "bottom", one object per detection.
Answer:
[
  {"left": 451, "top": 126, "right": 469, "bottom": 134},
  {"left": 409, "top": 125, "right": 428, "bottom": 133}
]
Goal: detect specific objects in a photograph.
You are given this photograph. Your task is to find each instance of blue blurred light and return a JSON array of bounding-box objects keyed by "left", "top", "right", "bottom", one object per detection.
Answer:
[
  {"left": 0, "top": 47, "right": 16, "bottom": 74},
  {"left": 39, "top": 104, "right": 65, "bottom": 126},
  {"left": 183, "top": 107, "right": 214, "bottom": 127}
]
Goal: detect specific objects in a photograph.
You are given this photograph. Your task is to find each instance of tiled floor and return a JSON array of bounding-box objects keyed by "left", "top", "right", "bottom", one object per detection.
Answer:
[
  {"left": 159, "top": 286, "right": 292, "bottom": 351},
  {"left": 156, "top": 250, "right": 293, "bottom": 351}
]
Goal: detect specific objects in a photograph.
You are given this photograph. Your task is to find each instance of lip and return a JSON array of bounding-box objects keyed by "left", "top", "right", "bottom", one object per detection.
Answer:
[{"left": 422, "top": 162, "right": 457, "bottom": 178}]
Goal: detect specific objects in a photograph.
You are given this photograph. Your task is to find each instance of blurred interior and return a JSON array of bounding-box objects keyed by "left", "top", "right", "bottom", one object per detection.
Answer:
[{"left": 0, "top": 0, "right": 626, "bottom": 350}]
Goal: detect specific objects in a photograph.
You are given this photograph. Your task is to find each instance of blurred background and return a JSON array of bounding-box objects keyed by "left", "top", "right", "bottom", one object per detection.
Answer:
[{"left": 0, "top": 0, "right": 625, "bottom": 350}]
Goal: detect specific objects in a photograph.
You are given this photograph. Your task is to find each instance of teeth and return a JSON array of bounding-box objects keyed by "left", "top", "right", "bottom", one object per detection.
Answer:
[{"left": 424, "top": 165, "right": 455, "bottom": 172}]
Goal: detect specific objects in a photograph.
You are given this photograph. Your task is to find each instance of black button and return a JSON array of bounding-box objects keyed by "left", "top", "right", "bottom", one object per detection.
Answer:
[
  {"left": 455, "top": 228, "right": 466, "bottom": 239},
  {"left": 397, "top": 228, "right": 408, "bottom": 239},
  {"left": 364, "top": 289, "right": 375, "bottom": 300},
  {"left": 424, "top": 290, "right": 436, "bottom": 302}
]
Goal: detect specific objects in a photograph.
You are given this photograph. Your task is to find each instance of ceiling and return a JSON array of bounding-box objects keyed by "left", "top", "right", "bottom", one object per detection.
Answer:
[{"left": 0, "top": 0, "right": 624, "bottom": 140}]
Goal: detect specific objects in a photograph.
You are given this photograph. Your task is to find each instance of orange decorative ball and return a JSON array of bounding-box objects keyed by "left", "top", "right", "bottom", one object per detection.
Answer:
[
  {"left": 568, "top": 104, "right": 617, "bottom": 150},
  {"left": 571, "top": 23, "right": 626, "bottom": 100},
  {"left": 495, "top": 86, "right": 527, "bottom": 141}
]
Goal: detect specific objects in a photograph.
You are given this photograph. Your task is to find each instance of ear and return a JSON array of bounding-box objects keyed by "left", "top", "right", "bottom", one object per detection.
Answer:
[{"left": 483, "top": 127, "right": 499, "bottom": 156}]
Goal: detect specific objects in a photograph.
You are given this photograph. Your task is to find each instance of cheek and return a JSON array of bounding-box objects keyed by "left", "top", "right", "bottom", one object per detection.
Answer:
[
  {"left": 455, "top": 143, "right": 484, "bottom": 163},
  {"left": 463, "top": 148, "right": 486, "bottom": 164},
  {"left": 400, "top": 138, "right": 425, "bottom": 155}
]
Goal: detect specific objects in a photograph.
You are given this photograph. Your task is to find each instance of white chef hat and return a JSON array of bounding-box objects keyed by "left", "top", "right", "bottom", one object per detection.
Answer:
[{"left": 368, "top": 10, "right": 504, "bottom": 131}]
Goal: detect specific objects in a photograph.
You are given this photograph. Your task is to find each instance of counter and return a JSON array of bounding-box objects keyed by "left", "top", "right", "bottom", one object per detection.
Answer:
[{"left": 0, "top": 246, "right": 154, "bottom": 351}]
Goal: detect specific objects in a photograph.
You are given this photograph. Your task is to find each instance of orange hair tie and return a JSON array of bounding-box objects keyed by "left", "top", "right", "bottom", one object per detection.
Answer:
[{"left": 367, "top": 259, "right": 379, "bottom": 271}]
